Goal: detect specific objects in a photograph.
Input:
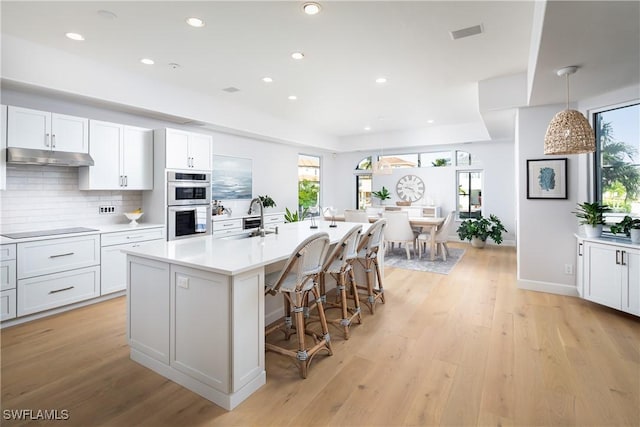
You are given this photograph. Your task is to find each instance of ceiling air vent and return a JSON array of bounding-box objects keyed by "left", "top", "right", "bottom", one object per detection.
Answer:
[
  {"left": 222, "top": 87, "right": 240, "bottom": 93},
  {"left": 449, "top": 24, "right": 484, "bottom": 40}
]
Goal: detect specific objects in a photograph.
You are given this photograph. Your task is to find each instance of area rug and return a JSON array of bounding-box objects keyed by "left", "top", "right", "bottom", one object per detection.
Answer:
[{"left": 383, "top": 246, "right": 465, "bottom": 274}]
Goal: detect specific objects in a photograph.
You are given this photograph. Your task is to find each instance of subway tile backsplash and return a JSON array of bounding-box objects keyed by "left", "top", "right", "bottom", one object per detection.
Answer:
[{"left": 0, "top": 165, "right": 143, "bottom": 233}]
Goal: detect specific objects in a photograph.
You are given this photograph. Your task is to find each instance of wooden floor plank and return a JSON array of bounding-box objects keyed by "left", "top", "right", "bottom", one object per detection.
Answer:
[{"left": 2, "top": 243, "right": 639, "bottom": 427}]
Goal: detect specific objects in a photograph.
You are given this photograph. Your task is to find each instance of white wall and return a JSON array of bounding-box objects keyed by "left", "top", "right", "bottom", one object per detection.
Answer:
[
  {"left": 516, "top": 104, "right": 588, "bottom": 295},
  {"left": 324, "top": 141, "right": 517, "bottom": 243},
  {"left": 516, "top": 84, "right": 640, "bottom": 295}
]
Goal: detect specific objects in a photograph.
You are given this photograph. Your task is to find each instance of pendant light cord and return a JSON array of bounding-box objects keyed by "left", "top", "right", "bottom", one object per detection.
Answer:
[{"left": 565, "top": 73, "right": 570, "bottom": 110}]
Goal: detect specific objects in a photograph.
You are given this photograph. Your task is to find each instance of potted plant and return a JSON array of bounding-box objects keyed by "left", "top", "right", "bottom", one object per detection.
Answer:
[
  {"left": 284, "top": 207, "right": 309, "bottom": 223},
  {"left": 258, "top": 195, "right": 276, "bottom": 209},
  {"left": 572, "top": 202, "right": 610, "bottom": 238},
  {"left": 610, "top": 215, "right": 640, "bottom": 243},
  {"left": 456, "top": 214, "right": 507, "bottom": 248},
  {"left": 371, "top": 186, "right": 391, "bottom": 205}
]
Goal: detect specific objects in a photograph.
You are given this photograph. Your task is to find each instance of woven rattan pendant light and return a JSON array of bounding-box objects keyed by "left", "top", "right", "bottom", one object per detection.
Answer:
[{"left": 544, "top": 66, "right": 595, "bottom": 155}]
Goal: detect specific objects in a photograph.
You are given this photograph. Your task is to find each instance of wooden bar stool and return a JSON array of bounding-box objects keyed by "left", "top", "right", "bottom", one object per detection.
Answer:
[
  {"left": 320, "top": 224, "right": 363, "bottom": 339},
  {"left": 355, "top": 219, "right": 387, "bottom": 314},
  {"left": 264, "top": 232, "right": 332, "bottom": 378}
]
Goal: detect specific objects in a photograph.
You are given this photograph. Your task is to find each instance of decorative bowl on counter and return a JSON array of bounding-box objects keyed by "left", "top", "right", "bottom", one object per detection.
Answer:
[{"left": 124, "top": 212, "right": 143, "bottom": 225}]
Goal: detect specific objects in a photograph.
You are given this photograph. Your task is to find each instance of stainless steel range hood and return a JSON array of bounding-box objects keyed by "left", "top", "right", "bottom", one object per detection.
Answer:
[{"left": 6, "top": 147, "right": 94, "bottom": 167}]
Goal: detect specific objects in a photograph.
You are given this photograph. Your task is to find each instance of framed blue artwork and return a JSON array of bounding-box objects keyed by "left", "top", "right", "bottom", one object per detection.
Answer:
[
  {"left": 212, "top": 155, "right": 252, "bottom": 200},
  {"left": 527, "top": 158, "right": 567, "bottom": 199}
]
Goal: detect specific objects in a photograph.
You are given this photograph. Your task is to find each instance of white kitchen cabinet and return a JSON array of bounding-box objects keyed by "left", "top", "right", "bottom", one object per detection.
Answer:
[
  {"left": 17, "top": 266, "right": 100, "bottom": 316},
  {"left": 164, "top": 128, "right": 212, "bottom": 171},
  {"left": 79, "top": 120, "right": 153, "bottom": 190},
  {"left": 128, "top": 256, "right": 171, "bottom": 364},
  {"left": 212, "top": 217, "right": 243, "bottom": 238},
  {"left": 171, "top": 265, "right": 230, "bottom": 392},
  {"left": 580, "top": 237, "right": 640, "bottom": 316},
  {"left": 0, "top": 290, "right": 16, "bottom": 321},
  {"left": 576, "top": 238, "right": 585, "bottom": 298},
  {"left": 7, "top": 106, "right": 88, "bottom": 153},
  {"left": 263, "top": 213, "right": 285, "bottom": 226},
  {"left": 1, "top": 105, "right": 7, "bottom": 191},
  {"left": 100, "top": 227, "right": 164, "bottom": 295},
  {"left": 16, "top": 234, "right": 100, "bottom": 317},
  {"left": 0, "top": 244, "right": 16, "bottom": 320}
]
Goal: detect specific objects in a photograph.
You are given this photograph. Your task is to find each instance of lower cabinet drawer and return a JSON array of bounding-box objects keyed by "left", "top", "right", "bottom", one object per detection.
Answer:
[
  {"left": 18, "top": 235, "right": 100, "bottom": 279},
  {"left": 1, "top": 259, "right": 16, "bottom": 291},
  {"left": 17, "top": 266, "right": 100, "bottom": 316},
  {"left": 1, "top": 289, "right": 17, "bottom": 321}
]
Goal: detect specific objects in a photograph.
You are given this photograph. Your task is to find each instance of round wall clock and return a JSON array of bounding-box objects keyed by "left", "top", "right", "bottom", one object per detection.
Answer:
[{"left": 396, "top": 174, "right": 425, "bottom": 202}]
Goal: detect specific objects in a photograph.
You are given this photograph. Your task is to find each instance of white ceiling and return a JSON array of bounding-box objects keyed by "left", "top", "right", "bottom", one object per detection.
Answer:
[{"left": 1, "top": 1, "right": 638, "bottom": 151}]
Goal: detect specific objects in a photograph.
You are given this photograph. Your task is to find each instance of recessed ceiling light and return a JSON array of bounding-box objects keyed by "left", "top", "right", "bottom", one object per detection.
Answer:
[
  {"left": 364, "top": 126, "right": 371, "bottom": 131},
  {"left": 186, "top": 17, "right": 205, "bottom": 27},
  {"left": 168, "top": 63, "right": 181, "bottom": 69},
  {"left": 302, "top": 2, "right": 321, "bottom": 15},
  {"left": 291, "top": 52, "right": 304, "bottom": 60},
  {"left": 262, "top": 77, "right": 273, "bottom": 83},
  {"left": 375, "top": 77, "right": 387, "bottom": 84},
  {"left": 427, "top": 119, "right": 435, "bottom": 124},
  {"left": 65, "top": 32, "right": 84, "bottom": 41},
  {"left": 288, "top": 95, "right": 298, "bottom": 101},
  {"left": 140, "top": 58, "right": 155, "bottom": 65}
]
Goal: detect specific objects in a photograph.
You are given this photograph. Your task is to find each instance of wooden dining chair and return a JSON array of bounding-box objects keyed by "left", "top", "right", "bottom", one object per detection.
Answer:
[
  {"left": 264, "top": 232, "right": 333, "bottom": 378},
  {"left": 418, "top": 210, "right": 456, "bottom": 260}
]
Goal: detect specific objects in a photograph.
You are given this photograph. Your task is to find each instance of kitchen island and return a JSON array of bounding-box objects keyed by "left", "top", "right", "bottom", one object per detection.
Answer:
[{"left": 123, "top": 220, "right": 371, "bottom": 410}]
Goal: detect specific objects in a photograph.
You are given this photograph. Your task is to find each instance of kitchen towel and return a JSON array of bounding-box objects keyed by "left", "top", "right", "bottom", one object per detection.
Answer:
[{"left": 195, "top": 207, "right": 207, "bottom": 232}]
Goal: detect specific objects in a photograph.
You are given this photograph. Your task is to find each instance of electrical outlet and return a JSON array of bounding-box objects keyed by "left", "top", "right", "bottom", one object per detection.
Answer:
[
  {"left": 564, "top": 264, "right": 574, "bottom": 275},
  {"left": 99, "top": 205, "right": 116, "bottom": 214}
]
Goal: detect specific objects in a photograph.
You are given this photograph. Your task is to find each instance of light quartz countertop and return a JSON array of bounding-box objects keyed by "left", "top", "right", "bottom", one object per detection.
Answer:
[
  {"left": 0, "top": 222, "right": 165, "bottom": 245},
  {"left": 575, "top": 233, "right": 640, "bottom": 250},
  {"left": 122, "top": 220, "right": 370, "bottom": 276}
]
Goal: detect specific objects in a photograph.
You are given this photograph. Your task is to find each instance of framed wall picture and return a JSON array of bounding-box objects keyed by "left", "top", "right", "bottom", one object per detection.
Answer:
[
  {"left": 527, "top": 158, "right": 568, "bottom": 199},
  {"left": 212, "top": 155, "right": 252, "bottom": 200}
]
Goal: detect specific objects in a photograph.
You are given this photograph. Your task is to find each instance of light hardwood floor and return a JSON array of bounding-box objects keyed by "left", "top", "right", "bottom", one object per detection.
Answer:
[{"left": 1, "top": 243, "right": 639, "bottom": 426}]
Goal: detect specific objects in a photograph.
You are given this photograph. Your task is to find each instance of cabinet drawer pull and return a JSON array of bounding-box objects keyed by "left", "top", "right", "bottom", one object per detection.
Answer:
[
  {"left": 615, "top": 250, "right": 621, "bottom": 265},
  {"left": 578, "top": 242, "right": 583, "bottom": 256},
  {"left": 621, "top": 250, "right": 626, "bottom": 266},
  {"left": 49, "top": 252, "right": 75, "bottom": 259},
  {"left": 45, "top": 133, "right": 50, "bottom": 147},
  {"left": 49, "top": 286, "right": 75, "bottom": 294},
  {"left": 51, "top": 134, "right": 56, "bottom": 148},
  {"left": 126, "top": 235, "right": 143, "bottom": 239}
]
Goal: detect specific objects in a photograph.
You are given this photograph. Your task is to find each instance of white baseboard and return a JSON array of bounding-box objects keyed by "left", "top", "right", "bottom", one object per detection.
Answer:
[{"left": 517, "top": 279, "right": 579, "bottom": 297}]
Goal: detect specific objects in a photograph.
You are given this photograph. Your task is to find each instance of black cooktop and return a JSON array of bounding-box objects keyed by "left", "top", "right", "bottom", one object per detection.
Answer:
[{"left": 0, "top": 227, "right": 99, "bottom": 240}]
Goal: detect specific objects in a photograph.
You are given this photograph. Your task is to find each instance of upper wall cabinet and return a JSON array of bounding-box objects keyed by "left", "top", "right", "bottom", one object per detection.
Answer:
[
  {"left": 163, "top": 128, "right": 212, "bottom": 171},
  {"left": 79, "top": 120, "right": 153, "bottom": 190},
  {"left": 7, "top": 106, "right": 88, "bottom": 153}
]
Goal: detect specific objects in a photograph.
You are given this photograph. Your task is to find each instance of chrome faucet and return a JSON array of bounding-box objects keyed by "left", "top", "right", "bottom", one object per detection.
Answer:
[{"left": 248, "top": 197, "right": 265, "bottom": 237}]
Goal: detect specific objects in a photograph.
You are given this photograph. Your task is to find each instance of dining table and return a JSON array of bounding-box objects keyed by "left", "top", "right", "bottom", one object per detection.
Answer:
[{"left": 329, "top": 214, "right": 445, "bottom": 261}]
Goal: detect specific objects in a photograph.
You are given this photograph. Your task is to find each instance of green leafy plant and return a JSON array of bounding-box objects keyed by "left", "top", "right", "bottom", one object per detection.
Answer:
[
  {"left": 572, "top": 202, "right": 610, "bottom": 226},
  {"left": 457, "top": 214, "right": 507, "bottom": 244},
  {"left": 610, "top": 215, "right": 640, "bottom": 236},
  {"left": 371, "top": 186, "right": 391, "bottom": 201},
  {"left": 284, "top": 207, "right": 309, "bottom": 223},
  {"left": 432, "top": 158, "right": 448, "bottom": 167},
  {"left": 258, "top": 195, "right": 276, "bottom": 208}
]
